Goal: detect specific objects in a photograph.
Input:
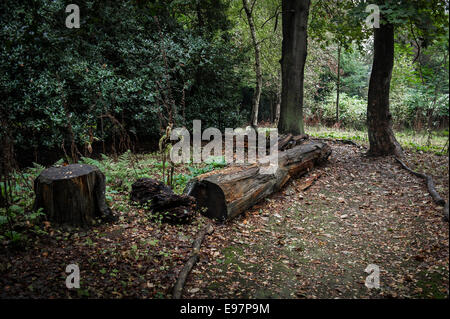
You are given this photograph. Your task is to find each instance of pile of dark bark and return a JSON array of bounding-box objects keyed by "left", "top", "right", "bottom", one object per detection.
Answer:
[{"left": 130, "top": 178, "right": 196, "bottom": 224}]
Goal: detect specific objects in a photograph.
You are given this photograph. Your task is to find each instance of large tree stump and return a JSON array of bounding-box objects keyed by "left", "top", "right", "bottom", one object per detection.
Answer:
[
  {"left": 130, "top": 178, "right": 196, "bottom": 224},
  {"left": 184, "top": 141, "right": 331, "bottom": 221},
  {"left": 33, "top": 164, "right": 114, "bottom": 227}
]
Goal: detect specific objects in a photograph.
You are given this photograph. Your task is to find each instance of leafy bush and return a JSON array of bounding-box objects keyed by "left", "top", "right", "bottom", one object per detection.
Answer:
[
  {"left": 0, "top": 0, "right": 246, "bottom": 163},
  {"left": 0, "top": 169, "right": 46, "bottom": 247},
  {"left": 320, "top": 92, "right": 367, "bottom": 129}
]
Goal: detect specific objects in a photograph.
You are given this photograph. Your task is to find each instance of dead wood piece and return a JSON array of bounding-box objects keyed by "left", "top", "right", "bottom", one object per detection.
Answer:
[
  {"left": 292, "top": 134, "right": 309, "bottom": 145},
  {"left": 395, "top": 157, "right": 448, "bottom": 221},
  {"left": 297, "top": 173, "right": 322, "bottom": 191},
  {"left": 130, "top": 178, "right": 172, "bottom": 203},
  {"left": 278, "top": 133, "right": 293, "bottom": 150},
  {"left": 130, "top": 178, "right": 196, "bottom": 224},
  {"left": 281, "top": 134, "right": 310, "bottom": 151},
  {"left": 172, "top": 223, "right": 214, "bottom": 299},
  {"left": 33, "top": 164, "right": 115, "bottom": 227},
  {"left": 184, "top": 141, "right": 331, "bottom": 221}
]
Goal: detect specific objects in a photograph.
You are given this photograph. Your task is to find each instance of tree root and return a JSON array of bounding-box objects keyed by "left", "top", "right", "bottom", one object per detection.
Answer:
[
  {"left": 395, "top": 157, "right": 448, "bottom": 222},
  {"left": 172, "top": 223, "right": 214, "bottom": 298},
  {"left": 310, "top": 138, "right": 448, "bottom": 221}
]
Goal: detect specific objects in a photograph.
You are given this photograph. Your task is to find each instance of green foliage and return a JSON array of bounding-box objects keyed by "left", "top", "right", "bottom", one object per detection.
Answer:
[
  {"left": 1, "top": 0, "right": 246, "bottom": 159},
  {"left": 171, "top": 159, "right": 227, "bottom": 192},
  {"left": 0, "top": 0, "right": 448, "bottom": 180},
  {"left": 339, "top": 49, "right": 370, "bottom": 99},
  {"left": 227, "top": 0, "right": 283, "bottom": 121},
  {"left": 308, "top": 125, "right": 448, "bottom": 156},
  {"left": 0, "top": 168, "right": 46, "bottom": 246},
  {"left": 312, "top": 92, "right": 367, "bottom": 129},
  {"left": 79, "top": 150, "right": 226, "bottom": 195},
  {"left": 80, "top": 151, "right": 143, "bottom": 192},
  {"left": 390, "top": 30, "right": 449, "bottom": 130}
]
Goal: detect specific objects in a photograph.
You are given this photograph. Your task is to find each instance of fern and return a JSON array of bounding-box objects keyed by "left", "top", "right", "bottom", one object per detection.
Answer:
[
  {"left": 30, "top": 162, "right": 45, "bottom": 176},
  {"left": 117, "top": 150, "right": 132, "bottom": 164},
  {"left": 80, "top": 157, "right": 102, "bottom": 168},
  {"left": 53, "top": 158, "right": 65, "bottom": 166}
]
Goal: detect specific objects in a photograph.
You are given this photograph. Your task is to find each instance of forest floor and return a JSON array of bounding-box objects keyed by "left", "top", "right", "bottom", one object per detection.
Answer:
[
  {"left": 183, "top": 141, "right": 449, "bottom": 298},
  {"left": 0, "top": 141, "right": 448, "bottom": 299}
]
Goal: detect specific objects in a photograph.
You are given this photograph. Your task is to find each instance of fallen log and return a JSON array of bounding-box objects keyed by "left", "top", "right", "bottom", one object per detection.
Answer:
[
  {"left": 292, "top": 134, "right": 309, "bottom": 145},
  {"left": 395, "top": 157, "right": 448, "bottom": 222},
  {"left": 130, "top": 178, "right": 196, "bottom": 224},
  {"left": 279, "top": 133, "right": 309, "bottom": 151},
  {"left": 172, "top": 223, "right": 214, "bottom": 299},
  {"left": 33, "top": 164, "right": 115, "bottom": 227},
  {"left": 184, "top": 141, "right": 331, "bottom": 221},
  {"left": 278, "top": 133, "right": 293, "bottom": 150}
]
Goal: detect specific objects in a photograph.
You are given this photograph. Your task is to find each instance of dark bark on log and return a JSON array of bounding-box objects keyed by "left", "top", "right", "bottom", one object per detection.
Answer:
[
  {"left": 172, "top": 223, "right": 214, "bottom": 299},
  {"left": 292, "top": 134, "right": 309, "bottom": 144},
  {"left": 184, "top": 141, "right": 331, "bottom": 221},
  {"left": 278, "top": 133, "right": 293, "bottom": 150},
  {"left": 284, "top": 134, "right": 309, "bottom": 150},
  {"left": 130, "top": 178, "right": 196, "bottom": 224},
  {"left": 395, "top": 157, "right": 448, "bottom": 222},
  {"left": 33, "top": 164, "right": 115, "bottom": 227},
  {"left": 276, "top": 134, "right": 308, "bottom": 151}
]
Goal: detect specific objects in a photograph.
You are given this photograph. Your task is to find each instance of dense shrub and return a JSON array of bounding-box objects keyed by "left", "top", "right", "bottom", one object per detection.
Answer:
[
  {"left": 0, "top": 0, "right": 245, "bottom": 163},
  {"left": 309, "top": 91, "right": 367, "bottom": 129}
]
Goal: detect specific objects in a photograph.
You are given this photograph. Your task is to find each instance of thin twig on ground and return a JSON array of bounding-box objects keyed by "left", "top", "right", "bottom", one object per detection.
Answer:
[
  {"left": 395, "top": 157, "right": 448, "bottom": 221},
  {"left": 172, "top": 222, "right": 214, "bottom": 298}
]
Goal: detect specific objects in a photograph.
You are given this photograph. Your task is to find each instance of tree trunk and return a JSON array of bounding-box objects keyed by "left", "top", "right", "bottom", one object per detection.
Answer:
[
  {"left": 184, "top": 141, "right": 331, "bottom": 221},
  {"left": 242, "top": 0, "right": 262, "bottom": 127},
  {"left": 274, "top": 75, "right": 281, "bottom": 126},
  {"left": 279, "top": 0, "right": 310, "bottom": 135},
  {"left": 33, "top": 164, "right": 114, "bottom": 227},
  {"left": 336, "top": 44, "right": 341, "bottom": 124},
  {"left": 367, "top": 22, "right": 402, "bottom": 156}
]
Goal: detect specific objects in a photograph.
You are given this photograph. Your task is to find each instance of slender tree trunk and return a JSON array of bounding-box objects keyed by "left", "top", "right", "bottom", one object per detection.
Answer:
[
  {"left": 243, "top": 0, "right": 262, "bottom": 127},
  {"left": 279, "top": 0, "right": 310, "bottom": 135},
  {"left": 336, "top": 44, "right": 341, "bottom": 124},
  {"left": 274, "top": 77, "right": 281, "bottom": 126},
  {"left": 426, "top": 87, "right": 438, "bottom": 146},
  {"left": 367, "top": 22, "right": 402, "bottom": 156}
]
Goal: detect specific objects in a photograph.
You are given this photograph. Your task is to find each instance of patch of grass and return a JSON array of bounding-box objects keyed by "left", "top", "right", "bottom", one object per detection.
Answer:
[
  {"left": 307, "top": 126, "right": 369, "bottom": 144},
  {"left": 305, "top": 125, "right": 449, "bottom": 155},
  {"left": 222, "top": 245, "right": 244, "bottom": 265},
  {"left": 415, "top": 270, "right": 447, "bottom": 299}
]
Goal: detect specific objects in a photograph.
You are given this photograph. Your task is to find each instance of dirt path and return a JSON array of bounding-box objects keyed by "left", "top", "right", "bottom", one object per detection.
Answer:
[{"left": 183, "top": 143, "right": 449, "bottom": 299}]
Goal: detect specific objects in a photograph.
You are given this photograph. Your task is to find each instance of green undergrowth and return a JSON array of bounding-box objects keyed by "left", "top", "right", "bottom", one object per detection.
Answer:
[
  {"left": 306, "top": 126, "right": 449, "bottom": 156},
  {"left": 0, "top": 151, "right": 226, "bottom": 248}
]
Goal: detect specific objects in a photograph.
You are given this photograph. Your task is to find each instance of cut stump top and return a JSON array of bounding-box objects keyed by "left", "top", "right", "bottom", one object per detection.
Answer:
[
  {"left": 38, "top": 164, "right": 99, "bottom": 182},
  {"left": 34, "top": 163, "right": 114, "bottom": 226}
]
